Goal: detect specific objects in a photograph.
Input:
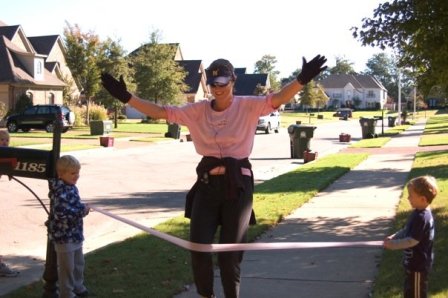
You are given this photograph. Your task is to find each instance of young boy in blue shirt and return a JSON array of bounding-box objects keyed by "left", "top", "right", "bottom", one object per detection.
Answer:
[
  {"left": 48, "top": 155, "right": 90, "bottom": 298},
  {"left": 384, "top": 175, "right": 438, "bottom": 298}
]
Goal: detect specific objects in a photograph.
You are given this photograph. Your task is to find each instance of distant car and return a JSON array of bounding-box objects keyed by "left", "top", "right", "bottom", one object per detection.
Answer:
[
  {"left": 256, "top": 111, "right": 281, "bottom": 134},
  {"left": 333, "top": 108, "right": 353, "bottom": 118},
  {"left": 284, "top": 103, "right": 293, "bottom": 110},
  {"left": 6, "top": 104, "right": 75, "bottom": 133}
]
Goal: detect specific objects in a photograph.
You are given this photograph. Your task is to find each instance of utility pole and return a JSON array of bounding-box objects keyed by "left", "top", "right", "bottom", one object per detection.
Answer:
[
  {"left": 413, "top": 85, "right": 417, "bottom": 119},
  {"left": 397, "top": 69, "right": 402, "bottom": 125}
]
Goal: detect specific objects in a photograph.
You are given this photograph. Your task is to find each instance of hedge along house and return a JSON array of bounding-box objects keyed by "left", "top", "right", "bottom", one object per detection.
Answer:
[
  {"left": 320, "top": 74, "right": 388, "bottom": 110},
  {"left": 0, "top": 21, "right": 79, "bottom": 116}
]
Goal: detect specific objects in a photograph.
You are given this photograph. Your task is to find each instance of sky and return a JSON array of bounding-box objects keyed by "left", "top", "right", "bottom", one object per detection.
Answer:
[{"left": 2, "top": 0, "right": 389, "bottom": 78}]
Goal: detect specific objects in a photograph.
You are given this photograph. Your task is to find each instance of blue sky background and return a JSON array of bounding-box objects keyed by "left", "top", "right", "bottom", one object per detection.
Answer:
[{"left": 2, "top": 0, "right": 390, "bottom": 78}]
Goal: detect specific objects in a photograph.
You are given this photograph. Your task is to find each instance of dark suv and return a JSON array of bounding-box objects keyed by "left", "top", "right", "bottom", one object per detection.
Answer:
[{"left": 6, "top": 104, "right": 75, "bottom": 133}]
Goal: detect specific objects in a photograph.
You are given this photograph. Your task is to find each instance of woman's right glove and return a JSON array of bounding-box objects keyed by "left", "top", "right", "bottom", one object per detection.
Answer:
[
  {"left": 101, "top": 73, "right": 132, "bottom": 103},
  {"left": 296, "top": 55, "right": 327, "bottom": 85}
]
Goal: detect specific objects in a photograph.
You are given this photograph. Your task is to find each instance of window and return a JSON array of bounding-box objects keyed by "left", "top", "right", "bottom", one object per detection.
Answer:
[
  {"left": 37, "top": 61, "right": 42, "bottom": 74},
  {"left": 367, "top": 90, "right": 375, "bottom": 98},
  {"left": 48, "top": 93, "right": 55, "bottom": 104}
]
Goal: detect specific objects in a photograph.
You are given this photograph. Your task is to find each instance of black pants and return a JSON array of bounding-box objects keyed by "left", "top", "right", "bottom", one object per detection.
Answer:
[
  {"left": 190, "top": 175, "right": 253, "bottom": 298},
  {"left": 404, "top": 270, "right": 429, "bottom": 298}
]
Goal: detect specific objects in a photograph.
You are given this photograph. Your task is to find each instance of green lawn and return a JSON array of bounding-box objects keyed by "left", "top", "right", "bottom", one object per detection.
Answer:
[
  {"left": 372, "top": 150, "right": 448, "bottom": 298},
  {"left": 8, "top": 122, "right": 174, "bottom": 149}
]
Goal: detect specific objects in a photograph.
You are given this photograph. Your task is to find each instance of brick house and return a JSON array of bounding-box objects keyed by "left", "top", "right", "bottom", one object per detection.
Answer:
[{"left": 0, "top": 21, "right": 80, "bottom": 115}]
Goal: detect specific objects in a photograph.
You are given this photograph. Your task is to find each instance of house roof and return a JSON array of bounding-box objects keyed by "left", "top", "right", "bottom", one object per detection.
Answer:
[
  {"left": 320, "top": 74, "right": 386, "bottom": 90},
  {"left": 234, "top": 73, "right": 269, "bottom": 95},
  {"left": 28, "top": 35, "right": 59, "bottom": 56},
  {"left": 177, "top": 60, "right": 203, "bottom": 93},
  {"left": 0, "top": 29, "right": 65, "bottom": 86},
  {"left": 234, "top": 68, "right": 246, "bottom": 75},
  {"left": 0, "top": 25, "right": 20, "bottom": 41}
]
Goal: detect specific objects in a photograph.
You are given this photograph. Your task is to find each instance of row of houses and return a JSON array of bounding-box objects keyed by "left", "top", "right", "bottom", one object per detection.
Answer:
[{"left": 0, "top": 21, "right": 387, "bottom": 119}]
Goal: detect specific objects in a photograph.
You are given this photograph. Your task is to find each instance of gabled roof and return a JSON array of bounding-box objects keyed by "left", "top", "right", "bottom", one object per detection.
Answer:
[
  {"left": 0, "top": 31, "right": 64, "bottom": 86},
  {"left": 320, "top": 74, "right": 386, "bottom": 90},
  {"left": 234, "top": 73, "right": 269, "bottom": 96},
  {"left": 44, "top": 61, "right": 59, "bottom": 72},
  {"left": 0, "top": 25, "right": 20, "bottom": 40},
  {"left": 177, "top": 60, "right": 203, "bottom": 93},
  {"left": 28, "top": 35, "right": 59, "bottom": 56},
  {"left": 234, "top": 68, "right": 246, "bottom": 75},
  {"left": 0, "top": 36, "right": 15, "bottom": 82}
]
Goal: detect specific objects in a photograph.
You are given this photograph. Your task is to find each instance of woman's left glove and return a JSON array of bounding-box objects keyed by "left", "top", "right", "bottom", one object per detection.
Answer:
[
  {"left": 101, "top": 73, "right": 132, "bottom": 103},
  {"left": 296, "top": 55, "right": 327, "bottom": 85}
]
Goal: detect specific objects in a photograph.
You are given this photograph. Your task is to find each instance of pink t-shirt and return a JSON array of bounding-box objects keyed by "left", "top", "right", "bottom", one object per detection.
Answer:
[{"left": 165, "top": 95, "right": 276, "bottom": 159}]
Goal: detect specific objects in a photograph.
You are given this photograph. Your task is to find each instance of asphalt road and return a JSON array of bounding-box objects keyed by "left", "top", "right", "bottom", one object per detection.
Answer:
[{"left": 0, "top": 117, "right": 384, "bottom": 294}]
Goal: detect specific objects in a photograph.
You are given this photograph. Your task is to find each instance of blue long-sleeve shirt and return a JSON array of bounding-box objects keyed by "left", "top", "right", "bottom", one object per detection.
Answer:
[{"left": 48, "top": 178, "right": 87, "bottom": 244}]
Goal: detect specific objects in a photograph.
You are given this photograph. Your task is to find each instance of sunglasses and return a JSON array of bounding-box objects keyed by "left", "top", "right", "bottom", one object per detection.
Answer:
[{"left": 210, "top": 81, "right": 230, "bottom": 88}]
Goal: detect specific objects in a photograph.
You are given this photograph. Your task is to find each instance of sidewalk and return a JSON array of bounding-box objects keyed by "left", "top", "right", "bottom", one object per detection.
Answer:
[{"left": 174, "top": 119, "right": 430, "bottom": 298}]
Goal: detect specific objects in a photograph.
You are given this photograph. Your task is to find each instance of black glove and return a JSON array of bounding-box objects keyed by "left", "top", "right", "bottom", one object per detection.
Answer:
[
  {"left": 101, "top": 73, "right": 132, "bottom": 103},
  {"left": 296, "top": 55, "right": 327, "bottom": 85}
]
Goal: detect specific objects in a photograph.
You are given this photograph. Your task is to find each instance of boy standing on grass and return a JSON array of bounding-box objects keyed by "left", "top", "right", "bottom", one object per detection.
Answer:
[
  {"left": 0, "top": 130, "right": 19, "bottom": 277},
  {"left": 384, "top": 175, "right": 438, "bottom": 298},
  {"left": 48, "top": 155, "right": 90, "bottom": 298}
]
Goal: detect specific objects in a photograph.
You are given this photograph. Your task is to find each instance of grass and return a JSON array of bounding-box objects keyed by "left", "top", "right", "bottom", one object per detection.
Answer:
[
  {"left": 372, "top": 150, "right": 448, "bottom": 298},
  {"left": 8, "top": 122, "right": 173, "bottom": 149},
  {"left": 350, "top": 124, "right": 410, "bottom": 148},
  {"left": 420, "top": 113, "right": 448, "bottom": 146}
]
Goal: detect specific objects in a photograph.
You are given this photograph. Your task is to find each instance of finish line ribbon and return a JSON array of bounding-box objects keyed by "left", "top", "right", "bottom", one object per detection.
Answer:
[{"left": 91, "top": 205, "right": 383, "bottom": 252}]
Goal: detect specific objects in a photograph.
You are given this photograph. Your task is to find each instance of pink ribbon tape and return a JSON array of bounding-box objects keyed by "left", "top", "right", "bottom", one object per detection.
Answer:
[{"left": 91, "top": 206, "right": 383, "bottom": 252}]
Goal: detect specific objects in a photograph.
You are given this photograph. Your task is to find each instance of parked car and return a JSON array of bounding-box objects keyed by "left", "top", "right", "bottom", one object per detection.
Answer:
[
  {"left": 6, "top": 104, "right": 75, "bottom": 133},
  {"left": 333, "top": 108, "right": 353, "bottom": 118},
  {"left": 256, "top": 111, "right": 281, "bottom": 134}
]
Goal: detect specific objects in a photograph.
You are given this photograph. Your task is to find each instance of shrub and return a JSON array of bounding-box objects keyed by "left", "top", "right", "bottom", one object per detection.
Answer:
[
  {"left": 89, "top": 104, "right": 108, "bottom": 121},
  {"left": 70, "top": 104, "right": 108, "bottom": 126}
]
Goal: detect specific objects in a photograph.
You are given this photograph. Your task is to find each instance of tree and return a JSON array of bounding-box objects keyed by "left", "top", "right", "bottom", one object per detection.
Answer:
[
  {"left": 299, "top": 81, "right": 327, "bottom": 112},
  {"left": 363, "top": 53, "right": 398, "bottom": 100},
  {"left": 130, "top": 31, "right": 188, "bottom": 106},
  {"left": 14, "top": 94, "right": 33, "bottom": 113},
  {"left": 253, "top": 83, "right": 269, "bottom": 96},
  {"left": 351, "top": 0, "right": 448, "bottom": 97},
  {"left": 64, "top": 22, "right": 102, "bottom": 124},
  {"left": 254, "top": 55, "right": 281, "bottom": 91},
  {"left": 61, "top": 74, "right": 77, "bottom": 106},
  {"left": 314, "top": 84, "right": 330, "bottom": 112},
  {"left": 96, "top": 37, "right": 132, "bottom": 126},
  {"left": 329, "top": 56, "right": 357, "bottom": 75}
]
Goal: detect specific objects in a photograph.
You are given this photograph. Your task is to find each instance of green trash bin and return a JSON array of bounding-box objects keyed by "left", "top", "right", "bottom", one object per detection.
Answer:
[
  {"left": 287, "top": 124, "right": 316, "bottom": 159},
  {"left": 165, "top": 123, "right": 181, "bottom": 139},
  {"left": 359, "top": 117, "right": 377, "bottom": 139},
  {"left": 90, "top": 120, "right": 113, "bottom": 135},
  {"left": 388, "top": 116, "right": 397, "bottom": 127}
]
